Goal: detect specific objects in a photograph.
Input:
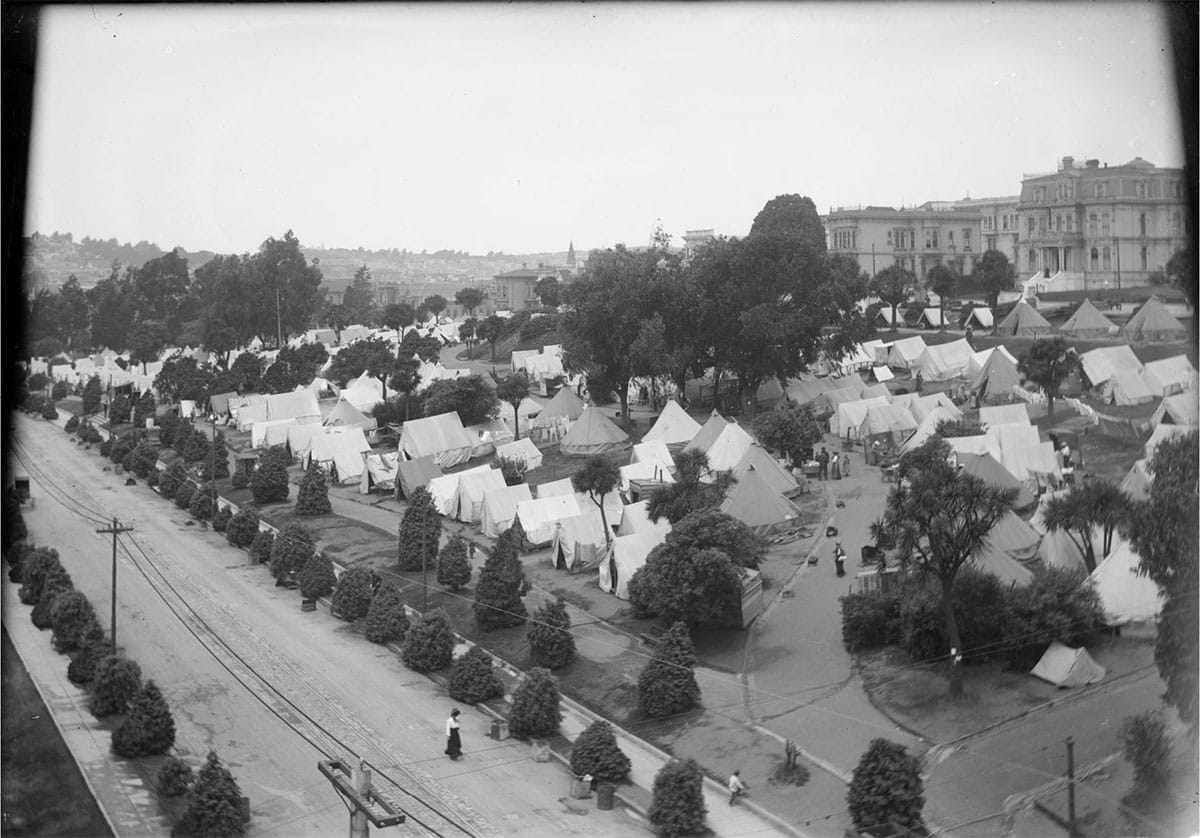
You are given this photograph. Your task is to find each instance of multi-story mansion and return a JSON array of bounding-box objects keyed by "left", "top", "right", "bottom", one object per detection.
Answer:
[
  {"left": 1016, "top": 156, "right": 1188, "bottom": 290},
  {"left": 823, "top": 155, "right": 1189, "bottom": 293}
]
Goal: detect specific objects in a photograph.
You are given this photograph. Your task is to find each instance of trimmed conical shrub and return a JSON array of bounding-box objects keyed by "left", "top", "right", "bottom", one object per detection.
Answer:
[
  {"left": 174, "top": 480, "right": 196, "bottom": 510},
  {"left": 51, "top": 590, "right": 103, "bottom": 653},
  {"left": 447, "top": 646, "right": 505, "bottom": 704},
  {"left": 298, "top": 553, "right": 336, "bottom": 600},
  {"left": 847, "top": 738, "right": 926, "bottom": 835},
  {"left": 158, "top": 756, "right": 194, "bottom": 797},
  {"left": 176, "top": 751, "right": 245, "bottom": 838},
  {"left": 330, "top": 567, "right": 375, "bottom": 621},
  {"left": 397, "top": 487, "right": 441, "bottom": 572},
  {"left": 68, "top": 638, "right": 112, "bottom": 685},
  {"left": 437, "top": 533, "right": 472, "bottom": 591},
  {"left": 112, "top": 680, "right": 176, "bottom": 757},
  {"left": 31, "top": 565, "right": 73, "bottom": 629},
  {"left": 201, "top": 431, "right": 231, "bottom": 481},
  {"left": 18, "top": 547, "right": 63, "bottom": 604},
  {"left": 473, "top": 529, "right": 528, "bottom": 631},
  {"left": 638, "top": 621, "right": 701, "bottom": 718},
  {"left": 509, "top": 667, "right": 562, "bottom": 740},
  {"left": 250, "top": 445, "right": 291, "bottom": 504},
  {"left": 249, "top": 530, "right": 275, "bottom": 565},
  {"left": 88, "top": 655, "right": 142, "bottom": 718},
  {"left": 364, "top": 582, "right": 409, "bottom": 644},
  {"left": 528, "top": 598, "right": 575, "bottom": 670},
  {"left": 296, "top": 462, "right": 333, "bottom": 516},
  {"left": 402, "top": 608, "right": 454, "bottom": 673},
  {"left": 226, "top": 507, "right": 260, "bottom": 548},
  {"left": 269, "top": 523, "right": 315, "bottom": 583},
  {"left": 649, "top": 758, "right": 707, "bottom": 837},
  {"left": 188, "top": 485, "right": 216, "bottom": 520},
  {"left": 570, "top": 720, "right": 632, "bottom": 783},
  {"left": 212, "top": 506, "right": 233, "bottom": 533}
]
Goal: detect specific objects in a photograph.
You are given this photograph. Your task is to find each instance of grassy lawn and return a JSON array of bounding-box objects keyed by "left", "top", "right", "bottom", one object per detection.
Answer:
[{"left": 1, "top": 627, "right": 113, "bottom": 838}]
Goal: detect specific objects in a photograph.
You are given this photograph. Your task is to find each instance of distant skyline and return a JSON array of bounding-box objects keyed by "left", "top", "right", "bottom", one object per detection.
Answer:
[{"left": 24, "top": 3, "right": 1187, "bottom": 257}]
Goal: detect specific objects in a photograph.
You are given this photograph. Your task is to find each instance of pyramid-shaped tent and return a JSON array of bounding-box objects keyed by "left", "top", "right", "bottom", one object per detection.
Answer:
[
  {"left": 1150, "top": 393, "right": 1199, "bottom": 428},
  {"left": 996, "top": 300, "right": 1054, "bottom": 337},
  {"left": 531, "top": 386, "right": 585, "bottom": 427},
  {"left": 703, "top": 422, "right": 755, "bottom": 472},
  {"left": 684, "top": 410, "right": 731, "bottom": 455},
  {"left": 731, "top": 445, "right": 802, "bottom": 498},
  {"left": 958, "top": 452, "right": 1036, "bottom": 509},
  {"left": 971, "top": 511, "right": 1038, "bottom": 586},
  {"left": 323, "top": 395, "right": 374, "bottom": 431},
  {"left": 719, "top": 469, "right": 801, "bottom": 535},
  {"left": 1031, "top": 642, "right": 1106, "bottom": 687},
  {"left": 396, "top": 455, "right": 443, "bottom": 500},
  {"left": 1089, "top": 536, "right": 1163, "bottom": 625},
  {"left": 1120, "top": 295, "right": 1186, "bottom": 343},
  {"left": 559, "top": 406, "right": 631, "bottom": 457},
  {"left": 643, "top": 399, "right": 703, "bottom": 447},
  {"left": 972, "top": 350, "right": 1023, "bottom": 403},
  {"left": 1059, "top": 298, "right": 1118, "bottom": 339}
]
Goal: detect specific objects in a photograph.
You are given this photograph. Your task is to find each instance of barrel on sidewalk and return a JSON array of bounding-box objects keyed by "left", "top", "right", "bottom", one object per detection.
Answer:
[{"left": 596, "top": 782, "right": 616, "bottom": 810}]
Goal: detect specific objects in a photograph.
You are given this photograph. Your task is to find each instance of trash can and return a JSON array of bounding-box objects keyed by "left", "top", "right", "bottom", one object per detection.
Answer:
[
  {"left": 569, "top": 776, "right": 591, "bottom": 799},
  {"left": 596, "top": 782, "right": 616, "bottom": 810},
  {"left": 531, "top": 738, "right": 551, "bottom": 762},
  {"left": 489, "top": 719, "right": 509, "bottom": 741}
]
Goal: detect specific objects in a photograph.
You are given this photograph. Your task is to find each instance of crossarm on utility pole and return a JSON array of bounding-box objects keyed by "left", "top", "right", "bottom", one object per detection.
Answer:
[{"left": 318, "top": 759, "right": 405, "bottom": 838}]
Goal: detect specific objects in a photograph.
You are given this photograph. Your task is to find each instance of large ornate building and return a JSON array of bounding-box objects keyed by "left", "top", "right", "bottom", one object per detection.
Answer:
[
  {"left": 1017, "top": 156, "right": 1188, "bottom": 293},
  {"left": 823, "top": 155, "right": 1189, "bottom": 294}
]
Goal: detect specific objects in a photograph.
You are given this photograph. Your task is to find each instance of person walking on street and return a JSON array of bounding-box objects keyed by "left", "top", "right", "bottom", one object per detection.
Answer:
[
  {"left": 445, "top": 708, "right": 463, "bottom": 760},
  {"left": 728, "top": 769, "right": 747, "bottom": 805},
  {"left": 831, "top": 451, "right": 841, "bottom": 480},
  {"left": 818, "top": 447, "right": 829, "bottom": 480},
  {"left": 842, "top": 452, "right": 851, "bottom": 477}
]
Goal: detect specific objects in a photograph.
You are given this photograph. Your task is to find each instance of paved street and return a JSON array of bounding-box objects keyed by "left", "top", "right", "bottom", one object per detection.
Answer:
[{"left": 9, "top": 414, "right": 650, "bottom": 838}]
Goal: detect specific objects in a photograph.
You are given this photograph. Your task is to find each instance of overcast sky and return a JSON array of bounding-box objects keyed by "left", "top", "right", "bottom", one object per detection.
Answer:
[{"left": 24, "top": 2, "right": 1186, "bottom": 256}]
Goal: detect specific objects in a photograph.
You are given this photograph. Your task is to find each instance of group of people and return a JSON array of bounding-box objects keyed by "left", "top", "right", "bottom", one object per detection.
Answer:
[{"left": 813, "top": 446, "right": 850, "bottom": 480}]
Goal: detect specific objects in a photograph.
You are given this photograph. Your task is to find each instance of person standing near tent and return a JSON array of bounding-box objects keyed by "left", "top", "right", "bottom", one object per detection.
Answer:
[
  {"left": 817, "top": 447, "right": 829, "bottom": 480},
  {"left": 831, "top": 451, "right": 841, "bottom": 480},
  {"left": 445, "top": 708, "right": 463, "bottom": 761},
  {"left": 842, "top": 452, "right": 851, "bottom": 477}
]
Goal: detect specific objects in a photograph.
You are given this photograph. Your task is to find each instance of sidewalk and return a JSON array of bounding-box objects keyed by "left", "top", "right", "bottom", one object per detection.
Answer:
[{"left": 2, "top": 581, "right": 170, "bottom": 838}]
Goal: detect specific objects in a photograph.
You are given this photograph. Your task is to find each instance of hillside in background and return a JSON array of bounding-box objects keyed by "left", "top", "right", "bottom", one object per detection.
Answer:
[{"left": 22, "top": 231, "right": 574, "bottom": 294}]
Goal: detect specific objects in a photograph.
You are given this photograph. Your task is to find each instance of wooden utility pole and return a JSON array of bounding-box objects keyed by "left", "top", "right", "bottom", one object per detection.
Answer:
[
  {"left": 318, "top": 759, "right": 404, "bottom": 838},
  {"left": 96, "top": 517, "right": 134, "bottom": 652}
]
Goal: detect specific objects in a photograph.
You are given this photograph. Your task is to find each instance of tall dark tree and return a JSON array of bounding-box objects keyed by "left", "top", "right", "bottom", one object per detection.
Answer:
[
  {"left": 534, "top": 276, "right": 561, "bottom": 308},
  {"left": 330, "top": 567, "right": 375, "bottom": 621},
  {"left": 1018, "top": 337, "right": 1077, "bottom": 417},
  {"left": 871, "top": 438, "right": 1015, "bottom": 697},
  {"left": 154, "top": 356, "right": 214, "bottom": 404},
  {"left": 249, "top": 445, "right": 291, "bottom": 504},
  {"left": 177, "top": 751, "right": 245, "bottom": 838},
  {"left": 648, "top": 758, "right": 707, "bottom": 838},
  {"left": 112, "top": 680, "right": 176, "bottom": 757},
  {"left": 127, "top": 320, "right": 170, "bottom": 374},
  {"left": 570, "top": 720, "right": 632, "bottom": 783},
  {"left": 269, "top": 523, "right": 316, "bottom": 584},
  {"left": 298, "top": 552, "right": 337, "bottom": 600},
  {"left": 1129, "top": 432, "right": 1198, "bottom": 731},
  {"left": 870, "top": 265, "right": 917, "bottom": 332},
  {"left": 397, "top": 487, "right": 442, "bottom": 572},
  {"left": 81, "top": 375, "right": 103, "bottom": 415},
  {"left": 637, "top": 621, "right": 701, "bottom": 718},
  {"left": 508, "top": 667, "right": 562, "bottom": 739},
  {"left": 571, "top": 456, "right": 620, "bottom": 546},
  {"left": 296, "top": 461, "right": 333, "bottom": 515},
  {"left": 342, "top": 264, "right": 377, "bottom": 325},
  {"left": 971, "top": 249, "right": 1016, "bottom": 311},
  {"left": 421, "top": 375, "right": 499, "bottom": 426},
  {"left": 421, "top": 294, "right": 447, "bottom": 320},
  {"left": 86, "top": 265, "right": 137, "bottom": 351},
  {"left": 133, "top": 390, "right": 157, "bottom": 429},
  {"left": 749, "top": 194, "right": 827, "bottom": 251},
  {"left": 495, "top": 372, "right": 531, "bottom": 439},
  {"left": 57, "top": 275, "right": 91, "bottom": 348},
  {"left": 847, "top": 739, "right": 926, "bottom": 835},
  {"left": 528, "top": 598, "right": 576, "bottom": 670},
  {"left": 325, "top": 337, "right": 396, "bottom": 398},
  {"left": 473, "top": 529, "right": 528, "bottom": 631},
  {"left": 402, "top": 608, "right": 455, "bottom": 673},
  {"left": 437, "top": 533, "right": 472, "bottom": 591},
  {"left": 364, "top": 581, "right": 409, "bottom": 644},
  {"left": 50, "top": 591, "right": 103, "bottom": 653},
  {"left": 201, "top": 431, "right": 231, "bottom": 481},
  {"left": 131, "top": 249, "right": 192, "bottom": 333},
  {"left": 924, "top": 263, "right": 959, "bottom": 330},
  {"left": 1042, "top": 479, "right": 1127, "bottom": 572},
  {"left": 382, "top": 302, "right": 415, "bottom": 339},
  {"left": 752, "top": 404, "right": 823, "bottom": 464},
  {"left": 454, "top": 287, "right": 485, "bottom": 318},
  {"left": 475, "top": 315, "right": 505, "bottom": 360},
  {"left": 88, "top": 655, "right": 142, "bottom": 718},
  {"left": 249, "top": 230, "right": 324, "bottom": 344},
  {"left": 447, "top": 645, "right": 505, "bottom": 704}
]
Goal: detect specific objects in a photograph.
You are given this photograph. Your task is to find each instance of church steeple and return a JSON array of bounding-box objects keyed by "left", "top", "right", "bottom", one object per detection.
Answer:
[{"left": 566, "top": 241, "right": 576, "bottom": 267}]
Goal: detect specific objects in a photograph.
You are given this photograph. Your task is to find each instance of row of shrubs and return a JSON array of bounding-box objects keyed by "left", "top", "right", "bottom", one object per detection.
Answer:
[
  {"left": 841, "top": 566, "right": 1106, "bottom": 668},
  {"left": 3, "top": 530, "right": 247, "bottom": 837}
]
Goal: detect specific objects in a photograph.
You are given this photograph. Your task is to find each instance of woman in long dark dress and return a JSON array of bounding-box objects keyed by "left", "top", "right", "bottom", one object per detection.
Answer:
[{"left": 445, "top": 708, "right": 462, "bottom": 760}]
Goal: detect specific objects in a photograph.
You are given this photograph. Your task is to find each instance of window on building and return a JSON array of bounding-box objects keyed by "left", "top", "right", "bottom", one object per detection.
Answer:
[
  {"left": 1055, "top": 215, "right": 1063, "bottom": 232},
  {"left": 1174, "top": 182, "right": 1184, "bottom": 198},
  {"left": 948, "top": 230, "right": 955, "bottom": 245},
  {"left": 1029, "top": 250, "right": 1038, "bottom": 271},
  {"left": 1090, "top": 248, "right": 1099, "bottom": 271},
  {"left": 1172, "top": 212, "right": 1182, "bottom": 236},
  {"left": 1089, "top": 213, "right": 1098, "bottom": 236},
  {"left": 1066, "top": 215, "right": 1074, "bottom": 233},
  {"left": 1101, "top": 213, "right": 1111, "bottom": 236},
  {"left": 1102, "top": 247, "right": 1111, "bottom": 272},
  {"left": 1136, "top": 182, "right": 1147, "bottom": 198},
  {"left": 1003, "top": 215, "right": 1009, "bottom": 231},
  {"left": 1140, "top": 247, "right": 1148, "bottom": 270},
  {"left": 987, "top": 236, "right": 997, "bottom": 251},
  {"left": 963, "top": 228, "right": 971, "bottom": 249},
  {"left": 1096, "top": 182, "right": 1107, "bottom": 198},
  {"left": 1139, "top": 213, "right": 1147, "bottom": 237},
  {"left": 1028, "top": 217, "right": 1036, "bottom": 236}
]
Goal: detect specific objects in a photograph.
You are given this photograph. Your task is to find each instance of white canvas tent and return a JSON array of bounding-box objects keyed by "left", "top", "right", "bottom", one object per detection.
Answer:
[
  {"left": 323, "top": 396, "right": 375, "bottom": 431},
  {"left": 996, "top": 300, "right": 1054, "bottom": 336},
  {"left": 530, "top": 387, "right": 585, "bottom": 441},
  {"left": 831, "top": 396, "right": 890, "bottom": 438},
  {"left": 1059, "top": 299, "right": 1118, "bottom": 339},
  {"left": 1150, "top": 393, "right": 1199, "bottom": 428},
  {"left": 427, "top": 464, "right": 492, "bottom": 516},
  {"left": 305, "top": 427, "right": 371, "bottom": 485},
  {"left": 1120, "top": 295, "right": 1186, "bottom": 342},
  {"left": 1119, "top": 459, "right": 1153, "bottom": 501},
  {"left": 600, "top": 530, "right": 664, "bottom": 599},
  {"left": 702, "top": 422, "right": 755, "bottom": 472},
  {"left": 980, "top": 403, "right": 1030, "bottom": 427},
  {"left": 253, "top": 417, "right": 299, "bottom": 449},
  {"left": 1143, "top": 423, "right": 1193, "bottom": 462},
  {"left": 395, "top": 455, "right": 443, "bottom": 499},
  {"left": 339, "top": 385, "right": 384, "bottom": 414},
  {"left": 535, "top": 477, "right": 575, "bottom": 498},
  {"left": 964, "top": 307, "right": 994, "bottom": 329},
  {"left": 913, "top": 338, "right": 973, "bottom": 382},
  {"left": 911, "top": 393, "right": 962, "bottom": 424},
  {"left": 479, "top": 483, "right": 534, "bottom": 539},
  {"left": 360, "top": 451, "right": 402, "bottom": 495},
  {"left": 615, "top": 500, "right": 672, "bottom": 538},
  {"left": 643, "top": 400, "right": 702, "bottom": 447},
  {"left": 1104, "top": 369, "right": 1154, "bottom": 405},
  {"left": 886, "top": 336, "right": 927, "bottom": 369},
  {"left": 901, "top": 405, "right": 959, "bottom": 453},
  {"left": 631, "top": 440, "right": 675, "bottom": 473},
  {"left": 465, "top": 418, "right": 514, "bottom": 458},
  {"left": 286, "top": 423, "right": 323, "bottom": 460},
  {"left": 560, "top": 407, "right": 631, "bottom": 457},
  {"left": 871, "top": 365, "right": 895, "bottom": 382},
  {"left": 1000, "top": 441, "right": 1061, "bottom": 484},
  {"left": 1089, "top": 536, "right": 1163, "bottom": 625},
  {"left": 971, "top": 348, "right": 1023, "bottom": 402},
  {"left": 731, "top": 445, "right": 801, "bottom": 498},
  {"left": 1079, "top": 345, "right": 1143, "bottom": 388},
  {"left": 719, "top": 470, "right": 801, "bottom": 535},
  {"left": 494, "top": 437, "right": 544, "bottom": 471},
  {"left": 399, "top": 412, "right": 476, "bottom": 468},
  {"left": 988, "top": 423, "right": 1041, "bottom": 454},
  {"left": 1140, "top": 355, "right": 1197, "bottom": 397},
  {"left": 550, "top": 510, "right": 610, "bottom": 572},
  {"left": 451, "top": 468, "right": 507, "bottom": 523},
  {"left": 946, "top": 434, "right": 1002, "bottom": 463},
  {"left": 1031, "top": 642, "right": 1106, "bottom": 687},
  {"left": 515, "top": 494, "right": 582, "bottom": 546},
  {"left": 267, "top": 390, "right": 322, "bottom": 423},
  {"left": 859, "top": 403, "right": 919, "bottom": 447},
  {"left": 917, "top": 308, "right": 946, "bottom": 329},
  {"left": 971, "top": 511, "right": 1038, "bottom": 586},
  {"left": 619, "top": 460, "right": 675, "bottom": 493},
  {"left": 684, "top": 410, "right": 730, "bottom": 454},
  {"left": 231, "top": 395, "right": 270, "bottom": 431}
]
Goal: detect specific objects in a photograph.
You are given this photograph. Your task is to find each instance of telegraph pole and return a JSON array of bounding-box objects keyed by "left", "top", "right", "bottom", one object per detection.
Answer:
[
  {"left": 96, "top": 517, "right": 134, "bottom": 652},
  {"left": 1065, "top": 736, "right": 1077, "bottom": 838}
]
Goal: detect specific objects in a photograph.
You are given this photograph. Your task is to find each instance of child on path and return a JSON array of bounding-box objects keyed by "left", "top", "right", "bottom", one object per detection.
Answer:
[{"left": 728, "top": 769, "right": 747, "bottom": 805}]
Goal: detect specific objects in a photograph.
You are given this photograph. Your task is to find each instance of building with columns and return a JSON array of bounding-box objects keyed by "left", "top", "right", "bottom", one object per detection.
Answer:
[
  {"left": 954, "top": 195, "right": 1020, "bottom": 265},
  {"left": 1016, "top": 155, "right": 1189, "bottom": 292}
]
